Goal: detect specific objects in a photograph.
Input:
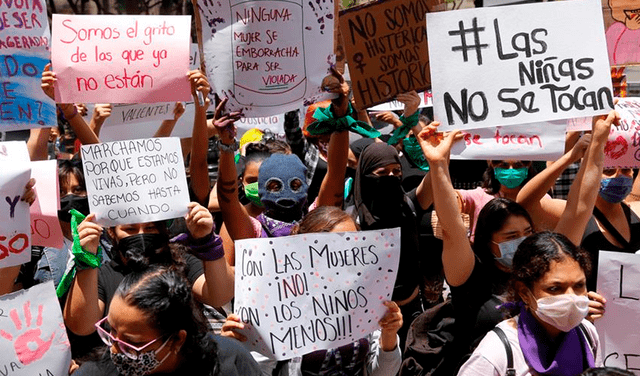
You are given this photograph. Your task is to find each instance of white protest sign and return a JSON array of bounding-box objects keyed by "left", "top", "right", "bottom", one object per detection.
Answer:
[
  {"left": 566, "top": 116, "right": 593, "bottom": 132},
  {"left": 450, "top": 121, "right": 566, "bottom": 161},
  {"left": 197, "top": 0, "right": 334, "bottom": 117},
  {"left": 0, "top": 141, "right": 30, "bottom": 162},
  {"left": 81, "top": 137, "right": 189, "bottom": 226},
  {"left": 234, "top": 228, "right": 400, "bottom": 360},
  {"left": 596, "top": 251, "right": 640, "bottom": 372},
  {"left": 603, "top": 98, "right": 640, "bottom": 169},
  {"left": 0, "top": 281, "right": 72, "bottom": 376},
  {"left": 427, "top": 0, "right": 614, "bottom": 131},
  {"left": 106, "top": 102, "right": 175, "bottom": 126},
  {"left": 236, "top": 114, "right": 285, "bottom": 137},
  {"left": 368, "top": 91, "right": 433, "bottom": 112},
  {"left": 0, "top": 163, "right": 31, "bottom": 268}
]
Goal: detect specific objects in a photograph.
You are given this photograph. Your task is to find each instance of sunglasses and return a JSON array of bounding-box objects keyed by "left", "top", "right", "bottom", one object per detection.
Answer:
[{"left": 94, "top": 316, "right": 163, "bottom": 359}]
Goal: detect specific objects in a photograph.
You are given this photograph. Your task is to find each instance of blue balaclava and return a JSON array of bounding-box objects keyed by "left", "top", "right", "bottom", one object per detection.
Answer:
[{"left": 258, "top": 154, "right": 308, "bottom": 222}]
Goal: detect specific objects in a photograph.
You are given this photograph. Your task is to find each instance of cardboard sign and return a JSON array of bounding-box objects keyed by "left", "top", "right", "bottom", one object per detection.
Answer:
[
  {"left": 51, "top": 15, "right": 191, "bottom": 103},
  {"left": 340, "top": 0, "right": 432, "bottom": 110},
  {"left": 0, "top": 281, "right": 72, "bottom": 376},
  {"left": 450, "top": 121, "right": 565, "bottom": 161},
  {"left": 427, "top": 0, "right": 614, "bottom": 131},
  {"left": 367, "top": 91, "right": 433, "bottom": 111},
  {"left": 603, "top": 98, "right": 640, "bottom": 169},
  {"left": 29, "top": 160, "right": 63, "bottom": 248},
  {"left": 196, "top": 0, "right": 334, "bottom": 116},
  {"left": 81, "top": 137, "right": 190, "bottom": 226},
  {"left": 0, "top": 0, "right": 56, "bottom": 131},
  {"left": 596, "top": 251, "right": 640, "bottom": 372},
  {"left": 0, "top": 163, "right": 31, "bottom": 268},
  {"left": 603, "top": 0, "right": 640, "bottom": 66},
  {"left": 234, "top": 228, "right": 400, "bottom": 360}
]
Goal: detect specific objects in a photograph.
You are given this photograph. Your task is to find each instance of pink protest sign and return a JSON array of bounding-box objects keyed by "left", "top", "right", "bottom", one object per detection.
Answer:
[
  {"left": 51, "top": 15, "right": 191, "bottom": 103},
  {"left": 0, "top": 281, "right": 71, "bottom": 375},
  {"left": 604, "top": 98, "right": 640, "bottom": 169},
  {"left": 29, "top": 160, "right": 63, "bottom": 248}
]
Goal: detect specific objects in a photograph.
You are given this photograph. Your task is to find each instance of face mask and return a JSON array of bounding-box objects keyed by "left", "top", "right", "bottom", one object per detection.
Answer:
[
  {"left": 258, "top": 154, "right": 308, "bottom": 222},
  {"left": 110, "top": 338, "right": 171, "bottom": 376},
  {"left": 599, "top": 176, "right": 633, "bottom": 203},
  {"left": 115, "top": 233, "right": 167, "bottom": 263},
  {"left": 493, "top": 236, "right": 526, "bottom": 268},
  {"left": 363, "top": 175, "right": 404, "bottom": 220},
  {"left": 244, "top": 182, "right": 264, "bottom": 207},
  {"left": 57, "top": 194, "right": 90, "bottom": 222},
  {"left": 532, "top": 293, "right": 589, "bottom": 332},
  {"left": 494, "top": 167, "right": 528, "bottom": 189}
]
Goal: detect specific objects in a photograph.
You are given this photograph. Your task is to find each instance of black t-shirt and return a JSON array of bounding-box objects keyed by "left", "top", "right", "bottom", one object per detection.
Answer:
[
  {"left": 98, "top": 253, "right": 204, "bottom": 313},
  {"left": 74, "top": 336, "right": 262, "bottom": 376}
]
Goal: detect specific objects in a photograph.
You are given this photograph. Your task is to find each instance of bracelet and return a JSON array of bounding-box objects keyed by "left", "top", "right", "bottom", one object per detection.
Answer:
[
  {"left": 175, "top": 232, "right": 225, "bottom": 261},
  {"left": 218, "top": 139, "right": 239, "bottom": 153}
]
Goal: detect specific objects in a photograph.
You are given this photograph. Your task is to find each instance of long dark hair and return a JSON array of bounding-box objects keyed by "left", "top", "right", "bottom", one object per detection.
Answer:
[
  {"left": 473, "top": 198, "right": 533, "bottom": 281},
  {"left": 115, "top": 266, "right": 219, "bottom": 375},
  {"left": 58, "top": 158, "right": 86, "bottom": 193},
  {"left": 482, "top": 160, "right": 537, "bottom": 195}
]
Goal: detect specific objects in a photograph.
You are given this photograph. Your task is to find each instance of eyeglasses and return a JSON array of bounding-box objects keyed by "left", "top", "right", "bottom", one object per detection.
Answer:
[{"left": 94, "top": 316, "right": 162, "bottom": 359}]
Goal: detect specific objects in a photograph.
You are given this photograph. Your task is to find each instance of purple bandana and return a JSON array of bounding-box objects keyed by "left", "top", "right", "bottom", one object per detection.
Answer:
[
  {"left": 257, "top": 214, "right": 297, "bottom": 238},
  {"left": 518, "top": 308, "right": 594, "bottom": 375}
]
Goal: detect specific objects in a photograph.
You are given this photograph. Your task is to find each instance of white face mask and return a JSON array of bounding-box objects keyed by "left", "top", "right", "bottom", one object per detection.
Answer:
[
  {"left": 532, "top": 293, "right": 589, "bottom": 332},
  {"left": 493, "top": 236, "right": 527, "bottom": 268}
]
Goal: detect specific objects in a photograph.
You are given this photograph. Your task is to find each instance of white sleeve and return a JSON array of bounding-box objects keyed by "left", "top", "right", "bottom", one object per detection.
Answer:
[
  {"left": 457, "top": 352, "right": 501, "bottom": 376},
  {"left": 366, "top": 330, "right": 402, "bottom": 376}
]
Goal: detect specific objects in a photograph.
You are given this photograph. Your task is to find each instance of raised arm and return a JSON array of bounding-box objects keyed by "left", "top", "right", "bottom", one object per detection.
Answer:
[
  {"left": 418, "top": 126, "right": 473, "bottom": 287},
  {"left": 88, "top": 103, "right": 112, "bottom": 138},
  {"left": 555, "top": 111, "right": 619, "bottom": 245},
  {"left": 154, "top": 102, "right": 185, "bottom": 138},
  {"left": 188, "top": 70, "right": 213, "bottom": 206}
]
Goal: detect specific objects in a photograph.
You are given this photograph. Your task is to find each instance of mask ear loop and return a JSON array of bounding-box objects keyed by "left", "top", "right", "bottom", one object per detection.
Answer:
[{"left": 153, "top": 336, "right": 173, "bottom": 365}]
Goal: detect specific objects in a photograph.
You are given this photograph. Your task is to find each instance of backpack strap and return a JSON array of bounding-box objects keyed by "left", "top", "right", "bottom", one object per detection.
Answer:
[
  {"left": 492, "top": 327, "right": 516, "bottom": 376},
  {"left": 577, "top": 323, "right": 596, "bottom": 358}
]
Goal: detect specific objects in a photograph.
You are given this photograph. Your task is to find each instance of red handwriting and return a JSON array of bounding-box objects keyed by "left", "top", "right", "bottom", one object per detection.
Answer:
[
  {"left": 75, "top": 69, "right": 154, "bottom": 92},
  {"left": 30, "top": 218, "right": 50, "bottom": 240},
  {"left": 494, "top": 129, "right": 542, "bottom": 148},
  {"left": 0, "top": 233, "right": 29, "bottom": 260},
  {"left": 463, "top": 132, "right": 482, "bottom": 145}
]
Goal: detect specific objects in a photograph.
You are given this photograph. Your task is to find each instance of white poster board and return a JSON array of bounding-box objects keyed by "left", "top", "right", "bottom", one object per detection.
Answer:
[
  {"left": 368, "top": 91, "right": 433, "bottom": 112},
  {"left": 197, "top": 0, "right": 334, "bottom": 116},
  {"left": 81, "top": 137, "right": 190, "bottom": 226},
  {"left": 236, "top": 114, "right": 285, "bottom": 138},
  {"left": 0, "top": 163, "right": 31, "bottom": 268},
  {"left": 596, "top": 251, "right": 640, "bottom": 372},
  {"left": 0, "top": 282, "right": 72, "bottom": 376},
  {"left": 450, "top": 121, "right": 566, "bottom": 161},
  {"left": 603, "top": 98, "right": 640, "bottom": 169},
  {"left": 234, "top": 228, "right": 400, "bottom": 360},
  {"left": 427, "top": 0, "right": 614, "bottom": 131}
]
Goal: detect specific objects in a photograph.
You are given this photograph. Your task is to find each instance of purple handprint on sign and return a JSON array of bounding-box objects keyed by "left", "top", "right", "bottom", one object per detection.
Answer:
[{"left": 0, "top": 301, "right": 54, "bottom": 366}]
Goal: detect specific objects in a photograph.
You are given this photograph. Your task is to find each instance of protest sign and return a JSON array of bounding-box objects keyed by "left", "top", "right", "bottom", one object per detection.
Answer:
[
  {"left": 196, "top": 0, "right": 334, "bottom": 117},
  {"left": 427, "top": 0, "right": 614, "bottom": 131},
  {"left": 234, "top": 228, "right": 400, "bottom": 360},
  {"left": 0, "top": 0, "right": 56, "bottom": 131},
  {"left": 107, "top": 102, "right": 175, "bottom": 126},
  {"left": 566, "top": 116, "right": 593, "bottom": 132},
  {"left": 236, "top": 114, "right": 285, "bottom": 137},
  {"left": 0, "top": 281, "right": 71, "bottom": 376},
  {"left": 596, "top": 251, "right": 640, "bottom": 372},
  {"left": 368, "top": 91, "right": 433, "bottom": 112},
  {"left": 0, "top": 141, "right": 30, "bottom": 162},
  {"left": 603, "top": 0, "right": 640, "bottom": 66},
  {"left": 81, "top": 137, "right": 190, "bottom": 226},
  {"left": 51, "top": 15, "right": 191, "bottom": 104},
  {"left": 339, "top": 0, "right": 432, "bottom": 110},
  {"left": 29, "top": 160, "right": 63, "bottom": 248},
  {"left": 450, "top": 121, "right": 565, "bottom": 161},
  {"left": 0, "top": 163, "right": 31, "bottom": 268},
  {"left": 603, "top": 98, "right": 640, "bottom": 169}
]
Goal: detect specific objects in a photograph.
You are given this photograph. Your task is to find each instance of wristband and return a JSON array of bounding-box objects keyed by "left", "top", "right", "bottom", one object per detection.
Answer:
[{"left": 219, "top": 139, "right": 239, "bottom": 153}]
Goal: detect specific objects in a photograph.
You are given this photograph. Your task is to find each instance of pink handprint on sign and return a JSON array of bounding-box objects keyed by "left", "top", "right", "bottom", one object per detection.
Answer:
[{"left": 0, "top": 301, "right": 55, "bottom": 366}]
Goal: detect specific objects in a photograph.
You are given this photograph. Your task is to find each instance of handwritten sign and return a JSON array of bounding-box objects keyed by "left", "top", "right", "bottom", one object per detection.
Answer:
[
  {"left": 0, "top": 281, "right": 71, "bottom": 376},
  {"left": 109, "top": 103, "right": 175, "bottom": 126},
  {"left": 234, "top": 228, "right": 400, "bottom": 360},
  {"left": 197, "top": 0, "right": 334, "bottom": 116},
  {"left": 51, "top": 15, "right": 191, "bottom": 104},
  {"left": 0, "top": 0, "right": 56, "bottom": 130},
  {"left": 450, "top": 121, "right": 565, "bottom": 161},
  {"left": 81, "top": 137, "right": 189, "bottom": 226},
  {"left": 596, "top": 251, "right": 640, "bottom": 373},
  {"left": 566, "top": 116, "right": 593, "bottom": 132},
  {"left": 340, "top": 0, "right": 432, "bottom": 110},
  {"left": 236, "top": 114, "right": 285, "bottom": 137},
  {"left": 29, "top": 161, "right": 63, "bottom": 248},
  {"left": 604, "top": 98, "right": 640, "bottom": 169},
  {"left": 0, "top": 141, "right": 29, "bottom": 162},
  {"left": 0, "top": 163, "right": 31, "bottom": 268},
  {"left": 368, "top": 91, "right": 433, "bottom": 112},
  {"left": 427, "top": 0, "right": 614, "bottom": 131}
]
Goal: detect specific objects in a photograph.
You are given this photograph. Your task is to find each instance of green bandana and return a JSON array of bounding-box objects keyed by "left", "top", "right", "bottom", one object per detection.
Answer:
[
  {"left": 307, "top": 103, "right": 381, "bottom": 138},
  {"left": 387, "top": 112, "right": 420, "bottom": 145},
  {"left": 244, "top": 182, "right": 264, "bottom": 207},
  {"left": 402, "top": 136, "right": 430, "bottom": 172}
]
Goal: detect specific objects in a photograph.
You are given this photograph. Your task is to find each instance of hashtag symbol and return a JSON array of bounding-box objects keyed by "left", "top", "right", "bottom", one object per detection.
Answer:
[{"left": 448, "top": 17, "right": 488, "bottom": 65}]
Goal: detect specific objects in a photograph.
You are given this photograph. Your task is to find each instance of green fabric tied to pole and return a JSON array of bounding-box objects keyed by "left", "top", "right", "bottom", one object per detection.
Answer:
[
  {"left": 307, "top": 103, "right": 381, "bottom": 138},
  {"left": 386, "top": 112, "right": 420, "bottom": 145},
  {"left": 56, "top": 209, "right": 103, "bottom": 298}
]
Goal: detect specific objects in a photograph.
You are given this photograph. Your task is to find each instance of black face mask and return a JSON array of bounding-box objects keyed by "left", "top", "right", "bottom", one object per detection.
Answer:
[
  {"left": 57, "top": 194, "right": 90, "bottom": 222},
  {"left": 362, "top": 175, "right": 404, "bottom": 221},
  {"left": 114, "top": 233, "right": 168, "bottom": 271}
]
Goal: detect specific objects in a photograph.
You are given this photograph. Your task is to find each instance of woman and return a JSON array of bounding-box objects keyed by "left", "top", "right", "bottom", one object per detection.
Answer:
[
  {"left": 457, "top": 232, "right": 601, "bottom": 375},
  {"left": 74, "top": 266, "right": 261, "bottom": 376},
  {"left": 222, "top": 206, "right": 403, "bottom": 376}
]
